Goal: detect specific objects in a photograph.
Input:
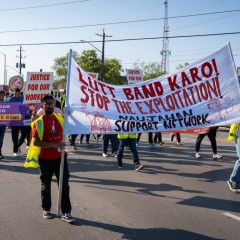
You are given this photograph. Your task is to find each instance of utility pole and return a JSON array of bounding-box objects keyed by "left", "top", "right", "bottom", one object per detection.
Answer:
[
  {"left": 16, "top": 46, "right": 26, "bottom": 75},
  {"left": 96, "top": 29, "right": 112, "bottom": 81},
  {"left": 160, "top": 0, "right": 171, "bottom": 74}
]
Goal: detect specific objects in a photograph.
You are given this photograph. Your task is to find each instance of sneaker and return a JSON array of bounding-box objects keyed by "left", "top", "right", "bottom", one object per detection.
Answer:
[
  {"left": 125, "top": 146, "right": 130, "bottom": 150},
  {"left": 148, "top": 143, "right": 155, "bottom": 149},
  {"left": 43, "top": 211, "right": 53, "bottom": 219},
  {"left": 26, "top": 146, "right": 29, "bottom": 150},
  {"left": 117, "top": 163, "right": 124, "bottom": 169},
  {"left": 227, "top": 180, "right": 240, "bottom": 193},
  {"left": 86, "top": 141, "right": 90, "bottom": 145},
  {"left": 112, "top": 152, "right": 118, "bottom": 158},
  {"left": 13, "top": 152, "right": 19, "bottom": 157},
  {"left": 177, "top": 142, "right": 181, "bottom": 145},
  {"left": 159, "top": 142, "right": 164, "bottom": 145},
  {"left": 213, "top": 154, "right": 222, "bottom": 160},
  {"left": 0, "top": 155, "right": 3, "bottom": 160},
  {"left": 135, "top": 164, "right": 144, "bottom": 171},
  {"left": 73, "top": 145, "right": 77, "bottom": 150},
  {"left": 18, "top": 147, "right": 22, "bottom": 155},
  {"left": 102, "top": 153, "right": 108, "bottom": 157},
  {"left": 61, "top": 213, "right": 75, "bottom": 223},
  {"left": 195, "top": 152, "right": 201, "bottom": 158}
]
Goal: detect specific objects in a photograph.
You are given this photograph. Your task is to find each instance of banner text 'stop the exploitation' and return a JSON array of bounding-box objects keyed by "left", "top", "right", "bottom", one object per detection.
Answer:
[{"left": 64, "top": 43, "right": 240, "bottom": 135}]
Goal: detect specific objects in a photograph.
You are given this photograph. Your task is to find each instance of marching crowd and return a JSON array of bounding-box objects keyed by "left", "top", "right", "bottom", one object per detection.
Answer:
[{"left": 0, "top": 88, "right": 240, "bottom": 224}]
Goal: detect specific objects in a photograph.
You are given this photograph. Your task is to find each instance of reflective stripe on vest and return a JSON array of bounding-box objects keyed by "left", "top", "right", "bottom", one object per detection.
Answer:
[
  {"left": 24, "top": 113, "right": 64, "bottom": 168},
  {"left": 61, "top": 95, "right": 66, "bottom": 109},
  {"left": 118, "top": 134, "right": 136, "bottom": 139},
  {"left": 228, "top": 123, "right": 239, "bottom": 141}
]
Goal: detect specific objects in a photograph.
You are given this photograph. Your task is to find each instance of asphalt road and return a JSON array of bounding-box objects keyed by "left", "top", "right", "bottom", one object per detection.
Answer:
[{"left": 0, "top": 128, "right": 239, "bottom": 240}]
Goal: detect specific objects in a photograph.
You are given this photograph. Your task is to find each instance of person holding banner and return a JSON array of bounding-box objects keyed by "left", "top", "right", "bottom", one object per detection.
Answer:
[
  {"left": 136, "top": 132, "right": 155, "bottom": 149},
  {"left": 80, "top": 134, "right": 90, "bottom": 144},
  {"left": 154, "top": 132, "right": 164, "bottom": 145},
  {"left": 0, "top": 90, "right": 7, "bottom": 159},
  {"left": 102, "top": 134, "right": 119, "bottom": 157},
  {"left": 170, "top": 132, "right": 181, "bottom": 145},
  {"left": 195, "top": 127, "right": 222, "bottom": 160},
  {"left": 117, "top": 134, "right": 144, "bottom": 171},
  {"left": 8, "top": 88, "right": 26, "bottom": 156},
  {"left": 31, "top": 95, "right": 74, "bottom": 223},
  {"left": 227, "top": 124, "right": 240, "bottom": 192}
]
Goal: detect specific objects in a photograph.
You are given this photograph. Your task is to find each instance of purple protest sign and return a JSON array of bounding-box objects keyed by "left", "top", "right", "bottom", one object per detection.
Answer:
[{"left": 0, "top": 103, "right": 40, "bottom": 126}]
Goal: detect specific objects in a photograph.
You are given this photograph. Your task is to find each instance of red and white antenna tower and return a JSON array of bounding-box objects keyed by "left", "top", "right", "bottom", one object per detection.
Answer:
[{"left": 160, "top": 0, "right": 171, "bottom": 74}]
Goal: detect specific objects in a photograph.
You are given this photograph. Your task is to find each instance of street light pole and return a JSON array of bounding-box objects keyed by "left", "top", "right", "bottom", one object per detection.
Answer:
[
  {"left": 6, "top": 65, "right": 20, "bottom": 74},
  {"left": 80, "top": 40, "right": 102, "bottom": 53},
  {"left": 0, "top": 51, "right": 7, "bottom": 85}
]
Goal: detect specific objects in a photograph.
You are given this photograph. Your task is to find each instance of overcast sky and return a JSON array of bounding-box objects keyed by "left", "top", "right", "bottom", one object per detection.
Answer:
[{"left": 0, "top": 0, "right": 239, "bottom": 85}]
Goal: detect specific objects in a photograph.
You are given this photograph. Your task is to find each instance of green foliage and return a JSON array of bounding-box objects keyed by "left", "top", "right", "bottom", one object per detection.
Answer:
[
  {"left": 176, "top": 62, "right": 189, "bottom": 70},
  {"left": 52, "top": 51, "right": 79, "bottom": 81},
  {"left": 133, "top": 60, "right": 165, "bottom": 81},
  {"left": 52, "top": 49, "right": 123, "bottom": 84},
  {"left": 104, "top": 58, "right": 123, "bottom": 85},
  {"left": 78, "top": 50, "right": 101, "bottom": 73}
]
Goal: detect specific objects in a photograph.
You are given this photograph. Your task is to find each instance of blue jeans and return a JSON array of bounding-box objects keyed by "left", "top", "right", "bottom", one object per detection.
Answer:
[
  {"left": 0, "top": 126, "right": 6, "bottom": 155},
  {"left": 102, "top": 134, "right": 118, "bottom": 154},
  {"left": 230, "top": 136, "right": 240, "bottom": 186},
  {"left": 117, "top": 138, "right": 139, "bottom": 165}
]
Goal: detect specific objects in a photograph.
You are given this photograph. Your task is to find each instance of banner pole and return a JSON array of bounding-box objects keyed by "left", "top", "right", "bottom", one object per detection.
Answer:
[
  {"left": 57, "top": 135, "right": 66, "bottom": 216},
  {"left": 57, "top": 49, "right": 72, "bottom": 216}
]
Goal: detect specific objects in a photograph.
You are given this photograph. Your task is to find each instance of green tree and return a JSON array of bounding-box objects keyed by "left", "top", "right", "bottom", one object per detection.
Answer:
[
  {"left": 104, "top": 58, "right": 123, "bottom": 84},
  {"left": 52, "top": 51, "right": 79, "bottom": 81},
  {"left": 176, "top": 62, "right": 189, "bottom": 70},
  {"left": 52, "top": 49, "right": 123, "bottom": 84},
  {"left": 133, "top": 60, "right": 165, "bottom": 80},
  {"left": 78, "top": 50, "right": 101, "bottom": 73}
]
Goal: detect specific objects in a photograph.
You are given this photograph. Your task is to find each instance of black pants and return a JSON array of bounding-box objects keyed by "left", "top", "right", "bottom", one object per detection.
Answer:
[
  {"left": 39, "top": 156, "right": 72, "bottom": 214},
  {"left": 11, "top": 126, "right": 26, "bottom": 153},
  {"left": 136, "top": 132, "right": 153, "bottom": 144},
  {"left": 195, "top": 127, "right": 218, "bottom": 154},
  {"left": 0, "top": 126, "right": 6, "bottom": 155},
  {"left": 26, "top": 126, "right": 31, "bottom": 147},
  {"left": 80, "top": 134, "right": 90, "bottom": 143},
  {"left": 70, "top": 134, "right": 78, "bottom": 146},
  {"left": 154, "top": 132, "right": 162, "bottom": 143}
]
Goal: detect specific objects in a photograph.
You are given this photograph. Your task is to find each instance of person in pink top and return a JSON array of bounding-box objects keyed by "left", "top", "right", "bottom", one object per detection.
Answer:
[{"left": 31, "top": 96, "right": 63, "bottom": 121}]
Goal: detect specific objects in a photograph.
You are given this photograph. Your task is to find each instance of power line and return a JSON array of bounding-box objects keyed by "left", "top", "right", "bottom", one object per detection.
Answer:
[
  {"left": 169, "top": 9, "right": 240, "bottom": 19},
  {"left": 0, "top": 31, "right": 240, "bottom": 47},
  {"left": 0, "top": 9, "right": 240, "bottom": 34},
  {"left": 0, "top": 0, "right": 89, "bottom": 12}
]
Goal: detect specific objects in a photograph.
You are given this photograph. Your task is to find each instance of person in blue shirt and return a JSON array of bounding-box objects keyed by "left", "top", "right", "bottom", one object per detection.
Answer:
[
  {"left": 8, "top": 88, "right": 24, "bottom": 103},
  {"left": 0, "top": 90, "right": 7, "bottom": 159},
  {"left": 8, "top": 88, "right": 26, "bottom": 156}
]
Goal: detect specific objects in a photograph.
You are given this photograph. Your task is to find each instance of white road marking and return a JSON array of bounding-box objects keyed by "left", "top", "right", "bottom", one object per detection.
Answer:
[{"left": 223, "top": 212, "right": 240, "bottom": 221}]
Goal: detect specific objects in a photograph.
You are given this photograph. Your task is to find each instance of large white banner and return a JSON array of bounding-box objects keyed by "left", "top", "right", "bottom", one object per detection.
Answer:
[{"left": 64, "top": 43, "right": 240, "bottom": 135}]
